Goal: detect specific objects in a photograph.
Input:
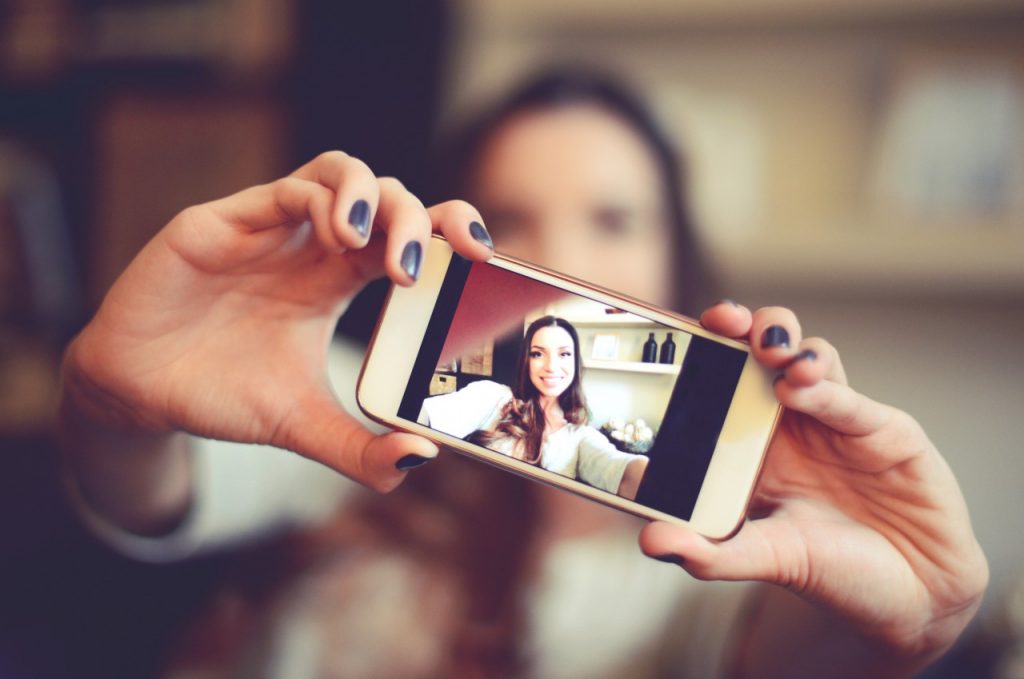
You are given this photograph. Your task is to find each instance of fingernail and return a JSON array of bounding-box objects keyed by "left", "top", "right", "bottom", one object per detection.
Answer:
[
  {"left": 652, "top": 554, "right": 684, "bottom": 565},
  {"left": 401, "top": 241, "right": 423, "bottom": 281},
  {"left": 791, "top": 349, "right": 817, "bottom": 364},
  {"left": 761, "top": 325, "right": 790, "bottom": 349},
  {"left": 716, "top": 299, "right": 739, "bottom": 307},
  {"left": 395, "top": 454, "right": 431, "bottom": 471},
  {"left": 348, "top": 199, "right": 371, "bottom": 237},
  {"left": 469, "top": 221, "right": 494, "bottom": 250}
]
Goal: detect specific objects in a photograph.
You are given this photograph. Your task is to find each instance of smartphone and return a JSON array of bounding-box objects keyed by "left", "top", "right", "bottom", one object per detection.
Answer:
[{"left": 358, "top": 236, "right": 781, "bottom": 539}]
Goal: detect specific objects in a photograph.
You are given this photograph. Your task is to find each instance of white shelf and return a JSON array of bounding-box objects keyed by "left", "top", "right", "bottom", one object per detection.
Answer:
[
  {"left": 707, "top": 227, "right": 1024, "bottom": 298},
  {"left": 584, "top": 359, "right": 680, "bottom": 375},
  {"left": 567, "top": 315, "right": 659, "bottom": 327}
]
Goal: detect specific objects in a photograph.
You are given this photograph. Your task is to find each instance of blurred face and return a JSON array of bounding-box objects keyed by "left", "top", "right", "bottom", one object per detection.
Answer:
[
  {"left": 471, "top": 104, "right": 673, "bottom": 306},
  {"left": 528, "top": 325, "right": 576, "bottom": 398}
]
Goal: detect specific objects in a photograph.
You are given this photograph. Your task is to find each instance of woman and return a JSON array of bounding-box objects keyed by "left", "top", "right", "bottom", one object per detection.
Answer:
[
  {"left": 59, "top": 70, "right": 987, "bottom": 678},
  {"left": 419, "top": 315, "right": 648, "bottom": 497}
]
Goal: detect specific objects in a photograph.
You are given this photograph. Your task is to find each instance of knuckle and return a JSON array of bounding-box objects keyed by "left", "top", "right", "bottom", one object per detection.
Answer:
[
  {"left": 315, "top": 149, "right": 350, "bottom": 165},
  {"left": 175, "top": 203, "right": 204, "bottom": 227},
  {"left": 378, "top": 176, "right": 406, "bottom": 193},
  {"left": 271, "top": 176, "right": 301, "bottom": 194},
  {"left": 342, "top": 154, "right": 374, "bottom": 180},
  {"left": 443, "top": 198, "right": 478, "bottom": 217},
  {"left": 888, "top": 409, "right": 926, "bottom": 446}
]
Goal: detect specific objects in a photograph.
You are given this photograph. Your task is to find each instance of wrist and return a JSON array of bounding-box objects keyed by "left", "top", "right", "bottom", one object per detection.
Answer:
[
  {"left": 59, "top": 340, "right": 195, "bottom": 536},
  {"left": 60, "top": 333, "right": 168, "bottom": 436}
]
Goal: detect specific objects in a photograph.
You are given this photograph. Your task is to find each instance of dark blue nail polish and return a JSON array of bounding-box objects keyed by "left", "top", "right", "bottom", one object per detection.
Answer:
[
  {"left": 401, "top": 241, "right": 423, "bottom": 281},
  {"left": 348, "top": 199, "right": 371, "bottom": 237},
  {"left": 469, "top": 221, "right": 493, "bottom": 250},
  {"left": 792, "top": 349, "right": 817, "bottom": 363},
  {"left": 652, "top": 554, "right": 684, "bottom": 565},
  {"left": 395, "top": 454, "right": 431, "bottom": 471},
  {"left": 761, "top": 325, "right": 790, "bottom": 349}
]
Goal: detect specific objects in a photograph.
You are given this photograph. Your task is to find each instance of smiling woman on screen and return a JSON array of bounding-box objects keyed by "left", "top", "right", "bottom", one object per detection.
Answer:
[{"left": 419, "top": 315, "right": 649, "bottom": 498}]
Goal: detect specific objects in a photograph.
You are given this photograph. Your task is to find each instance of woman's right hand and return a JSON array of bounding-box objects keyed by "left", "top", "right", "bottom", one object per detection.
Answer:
[{"left": 62, "top": 151, "right": 492, "bottom": 494}]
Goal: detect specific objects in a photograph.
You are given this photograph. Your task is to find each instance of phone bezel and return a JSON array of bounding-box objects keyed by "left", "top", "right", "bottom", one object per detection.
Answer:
[{"left": 357, "top": 236, "right": 781, "bottom": 539}]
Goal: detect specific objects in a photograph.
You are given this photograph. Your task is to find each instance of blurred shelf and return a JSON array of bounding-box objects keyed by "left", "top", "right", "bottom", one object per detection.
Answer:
[
  {"left": 707, "top": 226, "right": 1024, "bottom": 298},
  {"left": 566, "top": 315, "right": 659, "bottom": 327},
  {"left": 464, "top": 0, "right": 1024, "bottom": 34},
  {"left": 584, "top": 359, "right": 680, "bottom": 374},
  {"left": 455, "top": 0, "right": 1024, "bottom": 309}
]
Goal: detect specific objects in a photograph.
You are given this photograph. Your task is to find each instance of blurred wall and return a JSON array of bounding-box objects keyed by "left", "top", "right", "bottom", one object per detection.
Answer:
[
  {"left": 0, "top": 2, "right": 449, "bottom": 675},
  {"left": 443, "top": 0, "right": 1024, "bottom": 626}
]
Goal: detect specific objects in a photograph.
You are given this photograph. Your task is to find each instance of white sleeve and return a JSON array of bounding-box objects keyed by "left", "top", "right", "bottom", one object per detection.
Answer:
[
  {"left": 418, "top": 380, "right": 511, "bottom": 439},
  {"left": 575, "top": 426, "right": 638, "bottom": 494},
  {"left": 67, "top": 337, "right": 374, "bottom": 563}
]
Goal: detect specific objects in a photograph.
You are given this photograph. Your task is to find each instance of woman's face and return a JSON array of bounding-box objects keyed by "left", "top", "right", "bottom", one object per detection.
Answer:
[
  {"left": 528, "top": 325, "right": 576, "bottom": 398},
  {"left": 471, "top": 104, "right": 673, "bottom": 307}
]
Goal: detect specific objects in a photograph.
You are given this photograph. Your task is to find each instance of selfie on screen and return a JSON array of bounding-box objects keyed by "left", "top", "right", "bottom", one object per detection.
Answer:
[{"left": 410, "top": 260, "right": 690, "bottom": 500}]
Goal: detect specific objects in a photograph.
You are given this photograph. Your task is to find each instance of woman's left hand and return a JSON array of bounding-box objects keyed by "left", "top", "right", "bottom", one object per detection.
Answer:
[{"left": 639, "top": 302, "right": 988, "bottom": 672}]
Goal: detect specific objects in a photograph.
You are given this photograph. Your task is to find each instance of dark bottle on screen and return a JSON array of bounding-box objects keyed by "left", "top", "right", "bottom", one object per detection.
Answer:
[
  {"left": 642, "top": 333, "right": 657, "bottom": 363},
  {"left": 659, "top": 333, "right": 676, "bottom": 364}
]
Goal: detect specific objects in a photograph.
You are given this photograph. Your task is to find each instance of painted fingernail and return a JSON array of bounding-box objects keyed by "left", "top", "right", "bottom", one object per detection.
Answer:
[
  {"left": 395, "top": 454, "right": 431, "bottom": 471},
  {"left": 792, "top": 349, "right": 817, "bottom": 363},
  {"left": 348, "top": 199, "right": 371, "bottom": 237},
  {"left": 761, "top": 325, "right": 790, "bottom": 349},
  {"left": 469, "top": 221, "right": 494, "bottom": 250},
  {"left": 652, "top": 554, "right": 684, "bottom": 565},
  {"left": 401, "top": 241, "right": 423, "bottom": 281}
]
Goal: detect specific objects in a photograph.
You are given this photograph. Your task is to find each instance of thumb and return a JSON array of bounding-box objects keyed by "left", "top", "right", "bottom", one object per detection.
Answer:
[
  {"left": 274, "top": 387, "right": 439, "bottom": 492},
  {"left": 638, "top": 518, "right": 807, "bottom": 586}
]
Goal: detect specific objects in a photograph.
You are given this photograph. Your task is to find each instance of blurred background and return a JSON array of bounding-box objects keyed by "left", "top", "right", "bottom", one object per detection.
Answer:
[{"left": 1, "top": 0, "right": 1022, "bottom": 676}]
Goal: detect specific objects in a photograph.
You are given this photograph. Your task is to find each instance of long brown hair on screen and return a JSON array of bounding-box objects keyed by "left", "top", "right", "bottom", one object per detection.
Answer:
[{"left": 469, "top": 316, "right": 588, "bottom": 464}]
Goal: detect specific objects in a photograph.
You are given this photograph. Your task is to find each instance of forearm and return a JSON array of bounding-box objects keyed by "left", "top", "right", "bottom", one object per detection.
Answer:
[
  {"left": 59, "top": 360, "right": 194, "bottom": 536},
  {"left": 732, "top": 585, "right": 951, "bottom": 679},
  {"left": 616, "top": 456, "right": 649, "bottom": 500}
]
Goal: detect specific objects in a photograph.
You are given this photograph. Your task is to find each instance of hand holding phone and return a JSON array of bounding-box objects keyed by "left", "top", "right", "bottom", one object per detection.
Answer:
[
  {"left": 60, "top": 153, "right": 495, "bottom": 535},
  {"left": 637, "top": 301, "right": 988, "bottom": 675},
  {"left": 359, "top": 237, "right": 781, "bottom": 538}
]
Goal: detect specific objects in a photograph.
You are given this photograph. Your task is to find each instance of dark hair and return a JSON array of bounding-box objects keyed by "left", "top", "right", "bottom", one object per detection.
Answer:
[
  {"left": 431, "top": 67, "right": 712, "bottom": 314},
  {"left": 470, "top": 316, "right": 588, "bottom": 464}
]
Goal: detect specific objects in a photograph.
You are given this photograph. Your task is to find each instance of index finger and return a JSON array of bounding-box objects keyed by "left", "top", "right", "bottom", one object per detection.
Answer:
[
  {"left": 699, "top": 300, "right": 753, "bottom": 339},
  {"left": 427, "top": 200, "right": 494, "bottom": 262}
]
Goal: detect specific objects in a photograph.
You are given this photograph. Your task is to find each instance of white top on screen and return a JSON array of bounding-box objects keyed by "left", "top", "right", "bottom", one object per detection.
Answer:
[{"left": 417, "top": 379, "right": 638, "bottom": 494}]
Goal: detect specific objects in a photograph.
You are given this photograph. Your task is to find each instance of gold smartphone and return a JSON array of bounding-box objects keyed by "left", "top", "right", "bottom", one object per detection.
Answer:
[{"left": 358, "top": 236, "right": 781, "bottom": 539}]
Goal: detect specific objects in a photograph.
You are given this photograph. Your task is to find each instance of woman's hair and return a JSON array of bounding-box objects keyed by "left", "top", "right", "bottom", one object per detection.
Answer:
[
  {"left": 431, "top": 67, "right": 712, "bottom": 314},
  {"left": 470, "top": 316, "right": 588, "bottom": 464}
]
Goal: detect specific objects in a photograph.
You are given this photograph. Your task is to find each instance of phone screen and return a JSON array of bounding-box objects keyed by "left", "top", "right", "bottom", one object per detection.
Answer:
[{"left": 397, "top": 255, "right": 747, "bottom": 521}]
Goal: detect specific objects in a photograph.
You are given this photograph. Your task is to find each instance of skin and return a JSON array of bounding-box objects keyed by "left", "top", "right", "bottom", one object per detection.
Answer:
[
  {"left": 527, "top": 325, "right": 575, "bottom": 402},
  {"left": 471, "top": 106, "right": 672, "bottom": 307},
  {"left": 60, "top": 152, "right": 494, "bottom": 532},
  {"left": 525, "top": 324, "right": 649, "bottom": 500},
  {"left": 60, "top": 106, "right": 987, "bottom": 676}
]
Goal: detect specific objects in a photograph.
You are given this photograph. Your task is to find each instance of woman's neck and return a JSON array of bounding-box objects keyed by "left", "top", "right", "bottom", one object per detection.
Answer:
[
  {"left": 538, "top": 395, "right": 564, "bottom": 427},
  {"left": 538, "top": 394, "right": 559, "bottom": 413}
]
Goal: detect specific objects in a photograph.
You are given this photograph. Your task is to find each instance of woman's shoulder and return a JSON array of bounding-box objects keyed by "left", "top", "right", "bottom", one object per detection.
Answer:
[{"left": 568, "top": 422, "right": 605, "bottom": 439}]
